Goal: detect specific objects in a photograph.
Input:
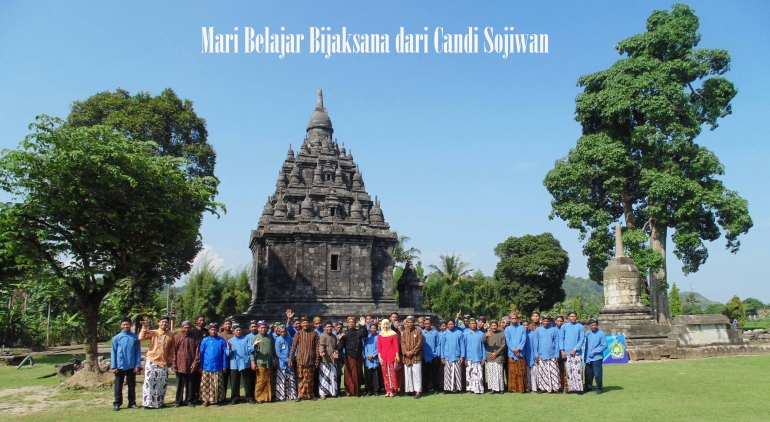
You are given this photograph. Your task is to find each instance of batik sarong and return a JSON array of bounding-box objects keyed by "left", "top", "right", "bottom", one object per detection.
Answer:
[
  {"left": 465, "top": 362, "right": 484, "bottom": 394},
  {"left": 486, "top": 362, "right": 504, "bottom": 392},
  {"left": 507, "top": 358, "right": 527, "bottom": 393},
  {"left": 318, "top": 362, "right": 338, "bottom": 397},
  {"left": 254, "top": 366, "right": 273, "bottom": 402},
  {"left": 537, "top": 359, "right": 561, "bottom": 392},
  {"left": 297, "top": 365, "right": 315, "bottom": 399},
  {"left": 200, "top": 370, "right": 226, "bottom": 404},
  {"left": 443, "top": 361, "right": 462, "bottom": 392},
  {"left": 404, "top": 362, "right": 422, "bottom": 393},
  {"left": 276, "top": 368, "right": 297, "bottom": 401},
  {"left": 141, "top": 360, "right": 168, "bottom": 408},
  {"left": 381, "top": 362, "right": 399, "bottom": 393},
  {"left": 344, "top": 355, "right": 364, "bottom": 396},
  {"left": 565, "top": 355, "right": 584, "bottom": 392},
  {"left": 527, "top": 364, "right": 539, "bottom": 392}
]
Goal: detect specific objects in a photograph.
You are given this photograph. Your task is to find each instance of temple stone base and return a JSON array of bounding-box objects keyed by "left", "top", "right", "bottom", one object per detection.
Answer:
[
  {"left": 599, "top": 309, "right": 671, "bottom": 348},
  {"left": 628, "top": 344, "right": 770, "bottom": 361},
  {"left": 233, "top": 300, "right": 418, "bottom": 326},
  {"left": 664, "top": 314, "right": 744, "bottom": 348},
  {"left": 623, "top": 314, "right": 756, "bottom": 361}
]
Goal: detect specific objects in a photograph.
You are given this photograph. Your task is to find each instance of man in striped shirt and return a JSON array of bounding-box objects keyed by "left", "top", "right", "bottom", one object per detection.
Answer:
[{"left": 289, "top": 316, "right": 319, "bottom": 401}]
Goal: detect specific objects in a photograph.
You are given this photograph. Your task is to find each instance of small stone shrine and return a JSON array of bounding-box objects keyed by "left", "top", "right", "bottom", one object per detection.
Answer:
[
  {"left": 600, "top": 223, "right": 758, "bottom": 360},
  {"left": 600, "top": 223, "right": 672, "bottom": 347},
  {"left": 237, "top": 90, "right": 422, "bottom": 323}
]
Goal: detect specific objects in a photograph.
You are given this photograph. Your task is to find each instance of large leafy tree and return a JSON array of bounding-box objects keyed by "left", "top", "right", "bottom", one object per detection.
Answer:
[
  {"left": 543, "top": 4, "right": 752, "bottom": 323},
  {"left": 0, "top": 117, "right": 222, "bottom": 370},
  {"left": 493, "top": 233, "right": 569, "bottom": 315},
  {"left": 66, "top": 88, "right": 216, "bottom": 291},
  {"left": 742, "top": 298, "right": 765, "bottom": 316}
]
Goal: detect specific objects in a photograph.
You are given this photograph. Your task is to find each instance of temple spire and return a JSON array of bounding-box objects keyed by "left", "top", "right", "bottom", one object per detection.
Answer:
[
  {"left": 615, "top": 223, "right": 625, "bottom": 258},
  {"left": 317, "top": 89, "right": 324, "bottom": 108}
]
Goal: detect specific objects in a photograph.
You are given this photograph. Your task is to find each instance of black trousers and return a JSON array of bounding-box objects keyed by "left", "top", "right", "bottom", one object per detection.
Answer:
[
  {"left": 223, "top": 368, "right": 231, "bottom": 398},
  {"left": 113, "top": 369, "right": 136, "bottom": 407},
  {"left": 175, "top": 372, "right": 193, "bottom": 405},
  {"left": 191, "top": 371, "right": 202, "bottom": 402},
  {"left": 585, "top": 360, "right": 603, "bottom": 390},
  {"left": 422, "top": 358, "right": 442, "bottom": 392},
  {"left": 230, "top": 369, "right": 244, "bottom": 401},
  {"left": 242, "top": 368, "right": 256, "bottom": 401},
  {"left": 363, "top": 366, "right": 381, "bottom": 394}
]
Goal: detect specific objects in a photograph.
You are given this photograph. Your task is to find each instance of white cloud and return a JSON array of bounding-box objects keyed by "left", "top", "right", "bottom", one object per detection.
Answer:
[{"left": 191, "top": 243, "right": 226, "bottom": 273}]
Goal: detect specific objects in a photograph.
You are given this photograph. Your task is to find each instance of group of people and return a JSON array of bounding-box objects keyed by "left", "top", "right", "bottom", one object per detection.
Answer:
[{"left": 110, "top": 309, "right": 608, "bottom": 411}]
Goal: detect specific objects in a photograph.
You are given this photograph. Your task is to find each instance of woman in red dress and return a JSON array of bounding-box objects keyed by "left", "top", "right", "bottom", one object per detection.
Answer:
[{"left": 376, "top": 319, "right": 400, "bottom": 397}]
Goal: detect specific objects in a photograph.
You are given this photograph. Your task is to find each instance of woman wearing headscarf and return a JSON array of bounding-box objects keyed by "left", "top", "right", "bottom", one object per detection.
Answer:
[
  {"left": 199, "top": 323, "right": 229, "bottom": 407},
  {"left": 377, "top": 319, "right": 400, "bottom": 397}
]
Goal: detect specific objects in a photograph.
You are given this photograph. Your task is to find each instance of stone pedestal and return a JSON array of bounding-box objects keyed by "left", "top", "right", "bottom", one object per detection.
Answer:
[
  {"left": 665, "top": 314, "right": 744, "bottom": 348},
  {"left": 599, "top": 226, "right": 670, "bottom": 346}
]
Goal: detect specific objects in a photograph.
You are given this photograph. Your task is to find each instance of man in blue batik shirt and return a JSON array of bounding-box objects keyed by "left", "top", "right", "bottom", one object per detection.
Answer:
[
  {"left": 561, "top": 311, "right": 585, "bottom": 393},
  {"left": 111, "top": 317, "right": 141, "bottom": 411},
  {"left": 585, "top": 318, "right": 608, "bottom": 395}
]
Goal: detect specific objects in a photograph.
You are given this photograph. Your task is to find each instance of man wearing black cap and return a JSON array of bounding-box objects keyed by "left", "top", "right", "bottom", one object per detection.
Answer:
[
  {"left": 220, "top": 318, "right": 234, "bottom": 399},
  {"left": 228, "top": 323, "right": 253, "bottom": 404},
  {"left": 422, "top": 316, "right": 441, "bottom": 393},
  {"left": 189, "top": 315, "right": 207, "bottom": 403},
  {"left": 111, "top": 317, "right": 141, "bottom": 411},
  {"left": 561, "top": 311, "right": 585, "bottom": 394},
  {"left": 584, "top": 318, "right": 607, "bottom": 394}
]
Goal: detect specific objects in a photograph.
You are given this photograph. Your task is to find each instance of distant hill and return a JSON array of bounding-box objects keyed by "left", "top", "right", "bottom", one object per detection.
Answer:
[
  {"left": 561, "top": 275, "right": 718, "bottom": 307},
  {"left": 562, "top": 275, "right": 603, "bottom": 302},
  {"left": 676, "top": 290, "right": 719, "bottom": 306}
]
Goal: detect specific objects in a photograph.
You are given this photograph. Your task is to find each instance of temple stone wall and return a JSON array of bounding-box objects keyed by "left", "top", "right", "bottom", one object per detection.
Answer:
[{"left": 235, "top": 90, "right": 418, "bottom": 324}]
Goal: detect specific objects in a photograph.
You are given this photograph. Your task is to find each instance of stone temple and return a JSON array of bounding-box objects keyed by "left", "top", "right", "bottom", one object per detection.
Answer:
[{"left": 237, "top": 90, "right": 423, "bottom": 323}]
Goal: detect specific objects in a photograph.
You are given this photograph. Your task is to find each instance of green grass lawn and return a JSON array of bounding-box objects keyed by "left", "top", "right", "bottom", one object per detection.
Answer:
[{"left": 2, "top": 355, "right": 769, "bottom": 421}]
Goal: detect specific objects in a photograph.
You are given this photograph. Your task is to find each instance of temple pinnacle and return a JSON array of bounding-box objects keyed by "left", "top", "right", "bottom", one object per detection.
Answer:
[
  {"left": 317, "top": 89, "right": 324, "bottom": 108},
  {"left": 615, "top": 223, "right": 625, "bottom": 258}
]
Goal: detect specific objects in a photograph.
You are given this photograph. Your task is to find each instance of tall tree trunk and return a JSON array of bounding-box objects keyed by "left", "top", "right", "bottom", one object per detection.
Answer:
[
  {"left": 621, "top": 183, "right": 636, "bottom": 230},
  {"left": 74, "top": 289, "right": 103, "bottom": 372},
  {"left": 649, "top": 221, "right": 671, "bottom": 324},
  {"left": 81, "top": 300, "right": 101, "bottom": 372}
]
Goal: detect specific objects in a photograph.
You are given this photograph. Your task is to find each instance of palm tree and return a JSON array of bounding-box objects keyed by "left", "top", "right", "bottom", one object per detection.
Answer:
[
  {"left": 393, "top": 235, "right": 421, "bottom": 265},
  {"left": 428, "top": 253, "right": 472, "bottom": 286}
]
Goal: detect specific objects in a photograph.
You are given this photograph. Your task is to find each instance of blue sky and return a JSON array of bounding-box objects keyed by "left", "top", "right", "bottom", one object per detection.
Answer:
[{"left": 1, "top": 1, "right": 768, "bottom": 303}]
